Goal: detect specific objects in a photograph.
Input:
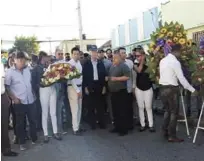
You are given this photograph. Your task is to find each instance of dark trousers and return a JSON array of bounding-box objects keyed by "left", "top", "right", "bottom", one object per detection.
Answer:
[
  {"left": 1, "top": 93, "right": 11, "bottom": 153},
  {"left": 127, "top": 93, "right": 134, "bottom": 129},
  {"left": 87, "top": 92, "right": 106, "bottom": 128},
  {"left": 111, "top": 89, "right": 129, "bottom": 133},
  {"left": 13, "top": 103, "right": 37, "bottom": 144},
  {"left": 35, "top": 96, "right": 42, "bottom": 130},
  {"left": 160, "top": 86, "right": 179, "bottom": 138}
]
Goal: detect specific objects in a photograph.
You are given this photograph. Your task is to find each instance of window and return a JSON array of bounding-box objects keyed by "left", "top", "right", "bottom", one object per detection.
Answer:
[{"left": 192, "top": 31, "right": 204, "bottom": 43}]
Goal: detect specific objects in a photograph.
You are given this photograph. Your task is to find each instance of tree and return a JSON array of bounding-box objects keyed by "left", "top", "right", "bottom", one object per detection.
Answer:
[{"left": 12, "top": 36, "right": 40, "bottom": 55}]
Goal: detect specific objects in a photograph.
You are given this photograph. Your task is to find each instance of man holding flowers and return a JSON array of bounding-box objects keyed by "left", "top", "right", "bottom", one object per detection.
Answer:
[{"left": 67, "top": 47, "right": 83, "bottom": 135}]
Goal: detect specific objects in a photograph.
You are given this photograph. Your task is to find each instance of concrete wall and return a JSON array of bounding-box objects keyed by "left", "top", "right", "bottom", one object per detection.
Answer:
[{"left": 59, "top": 39, "right": 96, "bottom": 53}]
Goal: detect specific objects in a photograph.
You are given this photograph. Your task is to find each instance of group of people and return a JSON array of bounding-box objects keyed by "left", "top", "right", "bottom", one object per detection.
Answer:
[{"left": 1, "top": 43, "right": 201, "bottom": 157}]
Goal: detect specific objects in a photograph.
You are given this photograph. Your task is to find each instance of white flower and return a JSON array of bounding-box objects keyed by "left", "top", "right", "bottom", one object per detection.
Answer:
[{"left": 200, "top": 57, "right": 204, "bottom": 61}]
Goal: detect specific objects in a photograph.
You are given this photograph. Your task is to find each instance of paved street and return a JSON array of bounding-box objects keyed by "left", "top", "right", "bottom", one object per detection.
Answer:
[{"left": 2, "top": 116, "right": 204, "bottom": 161}]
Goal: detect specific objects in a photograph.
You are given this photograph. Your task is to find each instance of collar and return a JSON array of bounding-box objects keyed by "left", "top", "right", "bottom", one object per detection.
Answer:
[
  {"left": 11, "top": 65, "right": 27, "bottom": 70},
  {"left": 91, "top": 59, "right": 97, "bottom": 63}
]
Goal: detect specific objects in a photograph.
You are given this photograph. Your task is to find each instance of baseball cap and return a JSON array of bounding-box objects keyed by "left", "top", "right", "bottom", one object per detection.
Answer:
[{"left": 89, "top": 45, "right": 98, "bottom": 51}]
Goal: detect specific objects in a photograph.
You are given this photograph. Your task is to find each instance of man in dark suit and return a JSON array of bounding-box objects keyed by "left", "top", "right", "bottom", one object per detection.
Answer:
[{"left": 82, "top": 45, "right": 107, "bottom": 129}]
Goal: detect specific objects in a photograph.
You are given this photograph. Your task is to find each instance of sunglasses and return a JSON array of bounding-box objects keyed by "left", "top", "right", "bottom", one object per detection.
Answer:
[{"left": 135, "top": 55, "right": 142, "bottom": 58}]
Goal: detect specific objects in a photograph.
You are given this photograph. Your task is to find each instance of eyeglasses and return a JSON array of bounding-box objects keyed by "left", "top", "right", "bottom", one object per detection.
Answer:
[
  {"left": 58, "top": 53, "right": 64, "bottom": 55},
  {"left": 135, "top": 55, "right": 142, "bottom": 58}
]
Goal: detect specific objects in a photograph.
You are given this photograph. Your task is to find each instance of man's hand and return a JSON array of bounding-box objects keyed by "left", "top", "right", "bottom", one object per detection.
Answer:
[
  {"left": 13, "top": 97, "right": 21, "bottom": 104},
  {"left": 192, "top": 90, "right": 198, "bottom": 96},
  {"left": 77, "top": 92, "right": 82, "bottom": 98},
  {"left": 102, "top": 87, "right": 106, "bottom": 95},
  {"left": 110, "top": 77, "right": 118, "bottom": 81},
  {"left": 85, "top": 87, "right": 89, "bottom": 95},
  {"left": 105, "top": 77, "right": 109, "bottom": 81}
]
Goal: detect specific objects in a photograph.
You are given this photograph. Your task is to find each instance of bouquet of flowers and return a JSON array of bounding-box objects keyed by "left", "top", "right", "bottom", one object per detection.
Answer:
[
  {"left": 40, "top": 63, "right": 81, "bottom": 87},
  {"left": 192, "top": 56, "right": 204, "bottom": 86},
  {"left": 146, "top": 21, "right": 197, "bottom": 84}
]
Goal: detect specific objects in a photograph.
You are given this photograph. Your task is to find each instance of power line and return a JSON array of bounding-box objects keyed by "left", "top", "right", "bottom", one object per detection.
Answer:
[{"left": 0, "top": 24, "right": 73, "bottom": 27}]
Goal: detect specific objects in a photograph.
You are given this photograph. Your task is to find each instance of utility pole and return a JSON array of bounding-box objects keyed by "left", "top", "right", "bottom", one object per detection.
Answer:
[{"left": 77, "top": 0, "right": 83, "bottom": 51}]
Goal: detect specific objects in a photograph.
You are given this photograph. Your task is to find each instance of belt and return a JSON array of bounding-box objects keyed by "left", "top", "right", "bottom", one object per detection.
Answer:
[
  {"left": 160, "top": 85, "right": 179, "bottom": 88},
  {"left": 67, "top": 84, "right": 82, "bottom": 87}
]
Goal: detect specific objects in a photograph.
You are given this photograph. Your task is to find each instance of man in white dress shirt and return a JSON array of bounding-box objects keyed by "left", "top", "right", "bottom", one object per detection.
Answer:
[
  {"left": 159, "top": 44, "right": 196, "bottom": 142},
  {"left": 67, "top": 47, "right": 83, "bottom": 135}
]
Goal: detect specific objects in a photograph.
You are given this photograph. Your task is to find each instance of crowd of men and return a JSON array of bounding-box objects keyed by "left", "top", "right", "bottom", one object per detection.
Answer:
[{"left": 1, "top": 44, "right": 202, "bottom": 157}]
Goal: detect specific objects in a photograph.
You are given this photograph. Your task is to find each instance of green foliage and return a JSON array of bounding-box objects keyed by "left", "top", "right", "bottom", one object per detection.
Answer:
[{"left": 12, "top": 36, "right": 40, "bottom": 55}]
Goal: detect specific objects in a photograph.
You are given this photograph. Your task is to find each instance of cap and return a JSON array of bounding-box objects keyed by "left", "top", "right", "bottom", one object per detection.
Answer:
[{"left": 89, "top": 45, "right": 98, "bottom": 51}]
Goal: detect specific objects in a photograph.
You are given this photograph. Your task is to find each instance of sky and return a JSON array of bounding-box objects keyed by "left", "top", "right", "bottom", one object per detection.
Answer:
[{"left": 0, "top": 0, "right": 165, "bottom": 52}]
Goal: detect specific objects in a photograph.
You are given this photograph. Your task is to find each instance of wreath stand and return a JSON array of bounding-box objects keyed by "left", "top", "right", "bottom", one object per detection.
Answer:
[
  {"left": 193, "top": 101, "right": 204, "bottom": 143},
  {"left": 177, "top": 88, "right": 190, "bottom": 137}
]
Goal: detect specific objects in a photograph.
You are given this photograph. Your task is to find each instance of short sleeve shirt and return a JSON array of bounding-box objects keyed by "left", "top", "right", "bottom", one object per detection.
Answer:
[
  {"left": 108, "top": 62, "right": 130, "bottom": 92},
  {"left": 5, "top": 66, "right": 35, "bottom": 104}
]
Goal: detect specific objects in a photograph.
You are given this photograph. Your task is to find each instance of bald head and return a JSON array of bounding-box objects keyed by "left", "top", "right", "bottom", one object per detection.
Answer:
[{"left": 113, "top": 53, "right": 122, "bottom": 65}]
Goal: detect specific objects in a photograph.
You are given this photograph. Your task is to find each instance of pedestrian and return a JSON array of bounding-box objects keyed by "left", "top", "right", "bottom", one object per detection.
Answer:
[
  {"left": 82, "top": 45, "right": 107, "bottom": 130},
  {"left": 108, "top": 53, "right": 130, "bottom": 136},
  {"left": 133, "top": 50, "right": 155, "bottom": 132},
  {"left": 67, "top": 47, "right": 83, "bottom": 135},
  {"left": 159, "top": 44, "right": 196, "bottom": 142},
  {"left": 39, "top": 53, "right": 62, "bottom": 143},
  {"left": 54, "top": 49, "right": 69, "bottom": 135},
  {"left": 5, "top": 51, "right": 38, "bottom": 151},
  {"left": 1, "top": 63, "right": 18, "bottom": 156},
  {"left": 31, "top": 51, "right": 49, "bottom": 132},
  {"left": 106, "top": 49, "right": 113, "bottom": 62},
  {"left": 119, "top": 47, "right": 135, "bottom": 130}
]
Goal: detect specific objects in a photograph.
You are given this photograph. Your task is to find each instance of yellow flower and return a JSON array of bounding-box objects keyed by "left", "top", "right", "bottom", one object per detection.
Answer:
[
  {"left": 176, "top": 32, "right": 183, "bottom": 38},
  {"left": 160, "top": 28, "right": 167, "bottom": 34},
  {"left": 175, "top": 24, "right": 181, "bottom": 29},
  {"left": 150, "top": 42, "right": 155, "bottom": 48},
  {"left": 159, "top": 34, "right": 165, "bottom": 38},
  {"left": 187, "top": 39, "right": 192, "bottom": 47},
  {"left": 183, "top": 30, "right": 187, "bottom": 35},
  {"left": 167, "top": 31, "right": 173, "bottom": 37},
  {"left": 179, "top": 38, "right": 186, "bottom": 45},
  {"left": 155, "top": 46, "right": 160, "bottom": 51},
  {"left": 173, "top": 37, "right": 179, "bottom": 42}
]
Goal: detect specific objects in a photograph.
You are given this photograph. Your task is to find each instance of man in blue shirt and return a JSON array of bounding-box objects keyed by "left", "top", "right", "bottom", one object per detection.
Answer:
[{"left": 5, "top": 51, "right": 37, "bottom": 151}]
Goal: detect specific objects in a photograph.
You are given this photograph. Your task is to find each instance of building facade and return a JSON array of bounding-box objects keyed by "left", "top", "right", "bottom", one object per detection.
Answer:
[
  {"left": 111, "top": 7, "right": 160, "bottom": 53},
  {"left": 59, "top": 39, "right": 96, "bottom": 53},
  {"left": 161, "top": 0, "right": 204, "bottom": 43}
]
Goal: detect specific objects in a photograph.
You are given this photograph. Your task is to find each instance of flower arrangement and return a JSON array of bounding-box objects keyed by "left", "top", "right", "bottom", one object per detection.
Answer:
[
  {"left": 40, "top": 63, "right": 81, "bottom": 87},
  {"left": 146, "top": 21, "right": 197, "bottom": 84},
  {"left": 192, "top": 56, "right": 204, "bottom": 85}
]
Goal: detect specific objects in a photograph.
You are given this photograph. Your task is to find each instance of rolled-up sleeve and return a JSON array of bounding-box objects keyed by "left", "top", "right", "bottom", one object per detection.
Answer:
[{"left": 5, "top": 69, "right": 12, "bottom": 86}]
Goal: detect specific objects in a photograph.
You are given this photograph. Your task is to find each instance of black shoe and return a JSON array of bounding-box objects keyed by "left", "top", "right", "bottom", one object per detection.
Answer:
[
  {"left": 3, "top": 151, "right": 18, "bottom": 157},
  {"left": 79, "top": 128, "right": 87, "bottom": 132},
  {"left": 109, "top": 128, "right": 118, "bottom": 133},
  {"left": 118, "top": 131, "right": 128, "bottom": 136},
  {"left": 44, "top": 136, "right": 49, "bottom": 143},
  {"left": 54, "top": 133, "right": 62, "bottom": 141},
  {"left": 99, "top": 125, "right": 106, "bottom": 129},
  {"left": 73, "top": 130, "right": 82, "bottom": 136},
  {"left": 149, "top": 127, "right": 156, "bottom": 133},
  {"left": 139, "top": 126, "right": 146, "bottom": 132}
]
